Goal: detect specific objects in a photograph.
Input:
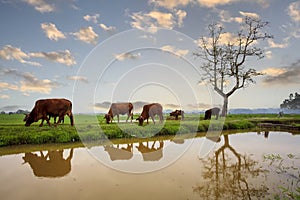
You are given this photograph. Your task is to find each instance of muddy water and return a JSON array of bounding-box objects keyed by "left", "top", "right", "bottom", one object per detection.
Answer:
[{"left": 1, "top": 131, "right": 300, "bottom": 200}]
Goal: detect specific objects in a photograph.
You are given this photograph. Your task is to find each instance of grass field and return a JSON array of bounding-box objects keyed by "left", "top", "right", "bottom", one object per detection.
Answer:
[{"left": 0, "top": 113, "right": 299, "bottom": 147}]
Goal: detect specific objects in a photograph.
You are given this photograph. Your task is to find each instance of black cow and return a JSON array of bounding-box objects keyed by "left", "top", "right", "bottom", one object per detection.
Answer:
[
  {"left": 204, "top": 107, "right": 220, "bottom": 120},
  {"left": 170, "top": 110, "right": 184, "bottom": 120}
]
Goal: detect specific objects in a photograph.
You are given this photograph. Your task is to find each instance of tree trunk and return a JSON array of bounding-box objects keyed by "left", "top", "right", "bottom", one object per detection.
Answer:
[{"left": 221, "top": 96, "right": 228, "bottom": 117}]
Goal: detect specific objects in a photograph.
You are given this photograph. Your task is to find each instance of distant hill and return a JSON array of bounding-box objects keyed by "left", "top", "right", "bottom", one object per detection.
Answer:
[
  {"left": 229, "top": 108, "right": 300, "bottom": 114},
  {"left": 0, "top": 109, "right": 30, "bottom": 114}
]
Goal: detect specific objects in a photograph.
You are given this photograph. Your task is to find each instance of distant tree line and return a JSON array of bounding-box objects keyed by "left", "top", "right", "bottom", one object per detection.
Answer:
[
  {"left": 280, "top": 92, "right": 300, "bottom": 109},
  {"left": 0, "top": 109, "right": 29, "bottom": 115}
]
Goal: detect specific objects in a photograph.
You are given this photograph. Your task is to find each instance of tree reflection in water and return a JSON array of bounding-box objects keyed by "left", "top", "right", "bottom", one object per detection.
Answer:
[
  {"left": 194, "top": 134, "right": 269, "bottom": 199},
  {"left": 22, "top": 148, "right": 73, "bottom": 178}
]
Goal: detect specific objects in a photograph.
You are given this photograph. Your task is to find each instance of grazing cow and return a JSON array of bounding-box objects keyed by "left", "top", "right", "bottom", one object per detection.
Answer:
[
  {"left": 170, "top": 109, "right": 185, "bottom": 120},
  {"left": 204, "top": 107, "right": 220, "bottom": 120},
  {"left": 104, "top": 102, "right": 133, "bottom": 124},
  {"left": 136, "top": 103, "right": 163, "bottom": 126},
  {"left": 24, "top": 98, "right": 74, "bottom": 126}
]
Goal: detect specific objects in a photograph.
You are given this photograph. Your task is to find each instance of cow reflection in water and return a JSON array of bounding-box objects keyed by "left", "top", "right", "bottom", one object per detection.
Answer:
[
  {"left": 136, "top": 141, "right": 164, "bottom": 161},
  {"left": 22, "top": 148, "right": 73, "bottom": 178},
  {"left": 194, "top": 135, "right": 269, "bottom": 199},
  {"left": 104, "top": 144, "right": 133, "bottom": 161}
]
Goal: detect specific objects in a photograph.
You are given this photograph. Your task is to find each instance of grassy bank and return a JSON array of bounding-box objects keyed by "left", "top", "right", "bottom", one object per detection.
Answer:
[{"left": 0, "top": 113, "right": 299, "bottom": 147}]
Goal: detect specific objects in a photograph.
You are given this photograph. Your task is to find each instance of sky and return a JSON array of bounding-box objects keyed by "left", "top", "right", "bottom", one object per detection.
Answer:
[{"left": 0, "top": 0, "right": 300, "bottom": 113}]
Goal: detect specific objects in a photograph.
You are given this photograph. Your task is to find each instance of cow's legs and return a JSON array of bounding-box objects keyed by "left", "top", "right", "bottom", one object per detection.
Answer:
[
  {"left": 39, "top": 119, "right": 45, "bottom": 127},
  {"left": 151, "top": 116, "right": 155, "bottom": 124},
  {"left": 40, "top": 115, "right": 50, "bottom": 126},
  {"left": 46, "top": 117, "right": 51, "bottom": 126},
  {"left": 159, "top": 114, "right": 163, "bottom": 123},
  {"left": 126, "top": 113, "right": 129, "bottom": 123}
]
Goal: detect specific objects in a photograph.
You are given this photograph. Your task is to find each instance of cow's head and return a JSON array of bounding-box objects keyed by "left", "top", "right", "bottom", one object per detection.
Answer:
[
  {"left": 24, "top": 113, "right": 35, "bottom": 126},
  {"left": 23, "top": 114, "right": 29, "bottom": 122},
  {"left": 136, "top": 116, "right": 144, "bottom": 126},
  {"left": 104, "top": 114, "right": 112, "bottom": 124}
]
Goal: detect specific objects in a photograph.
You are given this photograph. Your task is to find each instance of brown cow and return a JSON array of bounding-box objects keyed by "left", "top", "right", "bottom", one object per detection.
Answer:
[
  {"left": 204, "top": 107, "right": 220, "bottom": 120},
  {"left": 104, "top": 102, "right": 133, "bottom": 124},
  {"left": 24, "top": 98, "right": 74, "bottom": 126},
  {"left": 170, "top": 109, "right": 185, "bottom": 120},
  {"left": 136, "top": 103, "right": 163, "bottom": 126}
]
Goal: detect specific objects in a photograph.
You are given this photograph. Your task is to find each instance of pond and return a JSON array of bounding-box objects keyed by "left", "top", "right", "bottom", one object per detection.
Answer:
[{"left": 0, "top": 131, "right": 299, "bottom": 200}]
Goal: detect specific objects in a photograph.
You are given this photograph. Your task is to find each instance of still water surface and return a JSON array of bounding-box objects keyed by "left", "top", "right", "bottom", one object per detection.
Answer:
[{"left": 0, "top": 131, "right": 299, "bottom": 200}]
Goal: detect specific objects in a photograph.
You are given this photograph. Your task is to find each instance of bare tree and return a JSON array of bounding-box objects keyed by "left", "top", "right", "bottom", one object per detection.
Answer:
[{"left": 194, "top": 17, "right": 273, "bottom": 116}]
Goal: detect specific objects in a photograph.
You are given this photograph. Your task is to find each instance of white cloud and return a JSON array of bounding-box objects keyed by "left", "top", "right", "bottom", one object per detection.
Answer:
[
  {"left": 0, "top": 94, "right": 10, "bottom": 99},
  {"left": 239, "top": 11, "right": 260, "bottom": 19},
  {"left": 268, "top": 39, "right": 289, "bottom": 49},
  {"left": 72, "top": 26, "right": 98, "bottom": 44},
  {"left": 30, "top": 50, "right": 76, "bottom": 66},
  {"left": 0, "top": 45, "right": 76, "bottom": 66},
  {"left": 129, "top": 9, "right": 186, "bottom": 33},
  {"left": 219, "top": 10, "right": 242, "bottom": 23},
  {"left": 147, "top": 11, "right": 174, "bottom": 28},
  {"left": 1, "top": 69, "right": 59, "bottom": 95},
  {"left": 114, "top": 52, "right": 141, "bottom": 61},
  {"left": 219, "top": 10, "right": 259, "bottom": 24},
  {"left": 21, "top": 72, "right": 58, "bottom": 94},
  {"left": 83, "top": 14, "right": 100, "bottom": 24},
  {"left": 22, "top": 0, "right": 55, "bottom": 13},
  {"left": 20, "top": 73, "right": 58, "bottom": 94},
  {"left": 99, "top": 23, "right": 116, "bottom": 32},
  {"left": 149, "top": 0, "right": 191, "bottom": 9},
  {"left": 161, "top": 45, "right": 189, "bottom": 57},
  {"left": 265, "top": 50, "right": 272, "bottom": 59},
  {"left": 287, "top": 1, "right": 300, "bottom": 22},
  {"left": 67, "top": 76, "right": 89, "bottom": 83},
  {"left": 41, "top": 22, "right": 66, "bottom": 41},
  {"left": 195, "top": 31, "right": 257, "bottom": 49},
  {"left": 70, "top": 4, "right": 80, "bottom": 10},
  {"left": 0, "top": 45, "right": 41, "bottom": 66},
  {"left": 175, "top": 9, "right": 187, "bottom": 27},
  {"left": 262, "top": 62, "right": 300, "bottom": 85},
  {"left": 0, "top": 82, "right": 19, "bottom": 91},
  {"left": 261, "top": 67, "right": 286, "bottom": 76},
  {"left": 197, "top": 0, "right": 237, "bottom": 8}
]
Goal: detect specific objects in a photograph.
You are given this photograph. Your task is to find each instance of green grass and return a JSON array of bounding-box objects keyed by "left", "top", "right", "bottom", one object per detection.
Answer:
[{"left": 0, "top": 113, "right": 299, "bottom": 147}]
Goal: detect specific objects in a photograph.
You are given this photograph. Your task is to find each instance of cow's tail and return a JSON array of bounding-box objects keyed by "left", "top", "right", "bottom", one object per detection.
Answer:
[
  {"left": 68, "top": 103, "right": 74, "bottom": 126},
  {"left": 69, "top": 113, "right": 74, "bottom": 126},
  {"left": 131, "top": 109, "right": 133, "bottom": 121}
]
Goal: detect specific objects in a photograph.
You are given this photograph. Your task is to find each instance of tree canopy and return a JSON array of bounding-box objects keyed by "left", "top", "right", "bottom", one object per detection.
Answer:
[
  {"left": 194, "top": 16, "right": 273, "bottom": 116},
  {"left": 280, "top": 92, "right": 300, "bottom": 109}
]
